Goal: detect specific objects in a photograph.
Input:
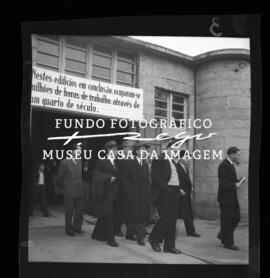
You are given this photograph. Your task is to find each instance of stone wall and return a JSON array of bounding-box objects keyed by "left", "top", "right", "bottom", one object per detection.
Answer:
[
  {"left": 194, "top": 58, "right": 250, "bottom": 221},
  {"left": 138, "top": 52, "right": 195, "bottom": 180}
]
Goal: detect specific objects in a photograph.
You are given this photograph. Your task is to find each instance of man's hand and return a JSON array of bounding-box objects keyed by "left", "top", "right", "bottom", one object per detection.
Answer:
[
  {"left": 236, "top": 182, "right": 241, "bottom": 188},
  {"left": 180, "top": 189, "right": 186, "bottom": 196},
  {"left": 111, "top": 176, "right": 116, "bottom": 183}
]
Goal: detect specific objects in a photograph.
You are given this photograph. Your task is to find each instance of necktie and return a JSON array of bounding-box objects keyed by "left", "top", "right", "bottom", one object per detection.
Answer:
[{"left": 180, "top": 163, "right": 186, "bottom": 173}]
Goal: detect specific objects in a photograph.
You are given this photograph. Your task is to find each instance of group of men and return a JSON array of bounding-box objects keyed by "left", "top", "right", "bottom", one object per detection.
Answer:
[{"left": 31, "top": 140, "right": 243, "bottom": 254}]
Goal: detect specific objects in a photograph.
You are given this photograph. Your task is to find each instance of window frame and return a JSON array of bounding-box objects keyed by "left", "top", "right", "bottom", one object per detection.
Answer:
[
  {"left": 64, "top": 37, "right": 88, "bottom": 78},
  {"left": 116, "top": 48, "right": 137, "bottom": 87},
  {"left": 154, "top": 87, "right": 188, "bottom": 125},
  {"left": 33, "top": 35, "right": 138, "bottom": 88},
  {"left": 35, "top": 35, "right": 61, "bottom": 71}
]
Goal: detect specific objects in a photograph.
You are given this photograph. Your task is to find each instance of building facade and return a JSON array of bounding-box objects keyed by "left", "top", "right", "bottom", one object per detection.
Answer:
[{"left": 31, "top": 35, "right": 250, "bottom": 221}]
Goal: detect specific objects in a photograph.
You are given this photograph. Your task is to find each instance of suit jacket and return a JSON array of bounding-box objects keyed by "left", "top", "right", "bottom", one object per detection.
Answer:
[
  {"left": 150, "top": 154, "right": 181, "bottom": 205},
  {"left": 122, "top": 158, "right": 150, "bottom": 223},
  {"left": 217, "top": 158, "right": 238, "bottom": 205},
  {"left": 177, "top": 162, "right": 193, "bottom": 220},
  {"left": 56, "top": 159, "right": 84, "bottom": 198},
  {"left": 90, "top": 158, "right": 120, "bottom": 217},
  {"left": 117, "top": 158, "right": 133, "bottom": 195},
  {"left": 178, "top": 163, "right": 192, "bottom": 195}
]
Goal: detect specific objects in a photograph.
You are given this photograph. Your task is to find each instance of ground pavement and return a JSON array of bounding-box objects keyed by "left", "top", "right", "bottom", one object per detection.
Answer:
[{"left": 27, "top": 206, "right": 249, "bottom": 264}]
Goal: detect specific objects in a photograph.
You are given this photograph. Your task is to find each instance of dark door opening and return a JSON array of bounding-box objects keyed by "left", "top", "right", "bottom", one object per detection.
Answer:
[{"left": 30, "top": 108, "right": 130, "bottom": 213}]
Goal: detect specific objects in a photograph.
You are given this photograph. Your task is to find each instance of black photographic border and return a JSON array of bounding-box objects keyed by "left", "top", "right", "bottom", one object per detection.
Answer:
[{"left": 19, "top": 15, "right": 261, "bottom": 278}]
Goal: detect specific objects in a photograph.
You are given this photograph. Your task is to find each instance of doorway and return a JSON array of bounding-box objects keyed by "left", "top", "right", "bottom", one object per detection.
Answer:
[{"left": 30, "top": 108, "right": 130, "bottom": 213}]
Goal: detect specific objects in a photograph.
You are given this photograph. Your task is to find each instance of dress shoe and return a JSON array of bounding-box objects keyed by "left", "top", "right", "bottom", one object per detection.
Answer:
[
  {"left": 107, "top": 241, "right": 119, "bottom": 247},
  {"left": 217, "top": 233, "right": 222, "bottom": 240},
  {"left": 74, "top": 230, "right": 86, "bottom": 235},
  {"left": 224, "top": 245, "right": 239, "bottom": 251},
  {"left": 126, "top": 234, "right": 137, "bottom": 241},
  {"left": 115, "top": 232, "right": 124, "bottom": 237},
  {"left": 148, "top": 239, "right": 161, "bottom": 252},
  {"left": 187, "top": 232, "right": 201, "bottom": 237},
  {"left": 137, "top": 239, "right": 145, "bottom": 246},
  {"left": 164, "top": 247, "right": 182, "bottom": 254},
  {"left": 66, "top": 231, "right": 76, "bottom": 237}
]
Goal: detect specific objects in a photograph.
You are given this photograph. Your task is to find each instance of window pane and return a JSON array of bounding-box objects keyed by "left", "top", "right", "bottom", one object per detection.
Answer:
[
  {"left": 116, "top": 81, "right": 134, "bottom": 87},
  {"left": 42, "top": 35, "right": 59, "bottom": 41},
  {"left": 172, "top": 104, "right": 184, "bottom": 112},
  {"left": 172, "top": 112, "right": 184, "bottom": 119},
  {"left": 66, "top": 37, "right": 87, "bottom": 49},
  {"left": 93, "top": 44, "right": 112, "bottom": 56},
  {"left": 155, "top": 90, "right": 168, "bottom": 101},
  {"left": 66, "top": 47, "right": 87, "bottom": 61},
  {"left": 36, "top": 64, "right": 58, "bottom": 71},
  {"left": 173, "top": 95, "right": 185, "bottom": 104},
  {"left": 93, "top": 55, "right": 111, "bottom": 67},
  {"left": 155, "top": 109, "right": 167, "bottom": 117},
  {"left": 155, "top": 100, "right": 167, "bottom": 109},
  {"left": 117, "top": 60, "right": 134, "bottom": 72},
  {"left": 37, "top": 40, "right": 59, "bottom": 55},
  {"left": 36, "top": 52, "right": 59, "bottom": 67},
  {"left": 92, "top": 65, "right": 111, "bottom": 79},
  {"left": 117, "top": 72, "right": 133, "bottom": 83},
  {"left": 118, "top": 51, "right": 134, "bottom": 62},
  {"left": 65, "top": 70, "right": 86, "bottom": 78},
  {"left": 66, "top": 59, "right": 86, "bottom": 73},
  {"left": 92, "top": 76, "right": 111, "bottom": 83}
]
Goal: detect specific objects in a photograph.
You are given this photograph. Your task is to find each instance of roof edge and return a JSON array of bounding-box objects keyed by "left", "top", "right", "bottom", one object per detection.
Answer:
[
  {"left": 112, "top": 37, "right": 250, "bottom": 66},
  {"left": 193, "top": 49, "right": 250, "bottom": 65},
  {"left": 112, "top": 36, "right": 194, "bottom": 64}
]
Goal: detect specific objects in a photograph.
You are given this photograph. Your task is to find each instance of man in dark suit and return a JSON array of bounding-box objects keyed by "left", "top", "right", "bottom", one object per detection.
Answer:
[
  {"left": 148, "top": 142, "right": 182, "bottom": 254},
  {"left": 122, "top": 142, "right": 150, "bottom": 246},
  {"left": 177, "top": 150, "right": 200, "bottom": 237},
  {"left": 217, "top": 146, "right": 242, "bottom": 251},
  {"left": 56, "top": 143, "right": 84, "bottom": 236},
  {"left": 31, "top": 161, "right": 51, "bottom": 217},
  {"left": 91, "top": 140, "right": 120, "bottom": 247},
  {"left": 117, "top": 140, "right": 136, "bottom": 240}
]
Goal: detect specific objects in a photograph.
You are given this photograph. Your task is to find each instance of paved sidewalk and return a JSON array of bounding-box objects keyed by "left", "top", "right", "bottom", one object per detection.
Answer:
[{"left": 28, "top": 207, "right": 248, "bottom": 264}]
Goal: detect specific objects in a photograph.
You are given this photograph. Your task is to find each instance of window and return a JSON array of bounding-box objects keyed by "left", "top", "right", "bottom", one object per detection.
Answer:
[
  {"left": 33, "top": 36, "right": 137, "bottom": 87},
  {"left": 36, "top": 36, "right": 60, "bottom": 71},
  {"left": 154, "top": 87, "right": 187, "bottom": 126},
  {"left": 65, "top": 37, "right": 88, "bottom": 78},
  {"left": 116, "top": 50, "right": 136, "bottom": 87},
  {"left": 155, "top": 88, "right": 169, "bottom": 120},
  {"left": 92, "top": 44, "right": 112, "bottom": 83}
]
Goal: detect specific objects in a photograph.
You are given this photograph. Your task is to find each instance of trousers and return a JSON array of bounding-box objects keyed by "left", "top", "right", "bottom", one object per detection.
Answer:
[
  {"left": 64, "top": 196, "right": 84, "bottom": 234},
  {"left": 149, "top": 186, "right": 180, "bottom": 249}
]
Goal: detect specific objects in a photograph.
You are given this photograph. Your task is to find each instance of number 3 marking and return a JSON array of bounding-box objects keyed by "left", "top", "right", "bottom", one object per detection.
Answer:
[{"left": 210, "top": 17, "right": 222, "bottom": 37}]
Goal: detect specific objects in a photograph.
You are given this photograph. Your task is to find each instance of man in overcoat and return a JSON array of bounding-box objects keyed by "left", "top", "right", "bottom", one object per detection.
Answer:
[
  {"left": 148, "top": 142, "right": 182, "bottom": 254},
  {"left": 56, "top": 143, "right": 84, "bottom": 236},
  {"left": 116, "top": 140, "right": 136, "bottom": 240},
  {"left": 91, "top": 140, "right": 120, "bottom": 247},
  {"left": 217, "top": 146, "right": 243, "bottom": 251},
  {"left": 122, "top": 142, "right": 150, "bottom": 246}
]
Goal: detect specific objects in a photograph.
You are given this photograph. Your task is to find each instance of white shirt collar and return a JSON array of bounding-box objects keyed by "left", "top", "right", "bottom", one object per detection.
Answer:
[
  {"left": 71, "top": 157, "right": 77, "bottom": 164},
  {"left": 226, "top": 157, "right": 234, "bottom": 165},
  {"left": 107, "top": 155, "right": 115, "bottom": 165}
]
